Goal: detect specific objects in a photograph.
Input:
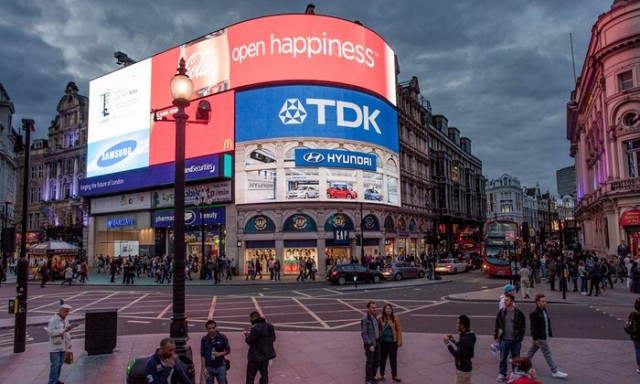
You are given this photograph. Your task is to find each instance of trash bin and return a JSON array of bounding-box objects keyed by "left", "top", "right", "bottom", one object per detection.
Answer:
[
  {"left": 126, "top": 355, "right": 195, "bottom": 384},
  {"left": 84, "top": 308, "right": 117, "bottom": 355}
]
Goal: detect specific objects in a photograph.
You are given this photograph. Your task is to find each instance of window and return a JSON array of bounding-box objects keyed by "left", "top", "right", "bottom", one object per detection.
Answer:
[
  {"left": 625, "top": 139, "right": 640, "bottom": 177},
  {"left": 619, "top": 70, "right": 634, "bottom": 91}
]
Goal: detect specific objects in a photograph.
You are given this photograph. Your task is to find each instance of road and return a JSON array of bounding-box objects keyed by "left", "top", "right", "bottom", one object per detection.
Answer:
[{"left": 0, "top": 270, "right": 631, "bottom": 349}]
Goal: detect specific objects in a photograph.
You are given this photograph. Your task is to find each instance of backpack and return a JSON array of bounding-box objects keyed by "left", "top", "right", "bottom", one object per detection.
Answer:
[{"left": 624, "top": 312, "right": 640, "bottom": 339}]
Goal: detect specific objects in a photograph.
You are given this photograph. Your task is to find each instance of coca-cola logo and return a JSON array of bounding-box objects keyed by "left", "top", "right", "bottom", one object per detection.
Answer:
[{"left": 184, "top": 52, "right": 212, "bottom": 81}]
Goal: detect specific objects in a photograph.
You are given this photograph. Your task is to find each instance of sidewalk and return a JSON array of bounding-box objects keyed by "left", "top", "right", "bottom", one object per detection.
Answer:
[{"left": 0, "top": 330, "right": 635, "bottom": 383}]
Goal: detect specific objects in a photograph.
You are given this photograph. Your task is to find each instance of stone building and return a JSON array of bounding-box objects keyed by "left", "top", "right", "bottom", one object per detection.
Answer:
[{"left": 567, "top": 0, "right": 640, "bottom": 257}]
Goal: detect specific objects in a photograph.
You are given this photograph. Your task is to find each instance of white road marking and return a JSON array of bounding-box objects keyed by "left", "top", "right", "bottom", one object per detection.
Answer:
[
  {"left": 157, "top": 303, "right": 172, "bottom": 319},
  {"left": 118, "top": 293, "right": 149, "bottom": 313},
  {"left": 72, "top": 292, "right": 120, "bottom": 312},
  {"left": 323, "top": 288, "right": 344, "bottom": 295},
  {"left": 337, "top": 299, "right": 366, "bottom": 315},
  {"left": 31, "top": 291, "right": 89, "bottom": 312},
  {"left": 207, "top": 296, "right": 217, "bottom": 320},
  {"left": 292, "top": 290, "right": 312, "bottom": 298},
  {"left": 127, "top": 320, "right": 152, "bottom": 324},
  {"left": 251, "top": 297, "right": 263, "bottom": 316},
  {"left": 411, "top": 314, "right": 495, "bottom": 318},
  {"left": 292, "top": 298, "right": 330, "bottom": 329}
]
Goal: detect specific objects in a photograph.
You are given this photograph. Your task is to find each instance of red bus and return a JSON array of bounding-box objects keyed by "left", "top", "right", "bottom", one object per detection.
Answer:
[
  {"left": 457, "top": 226, "right": 480, "bottom": 254},
  {"left": 481, "top": 220, "right": 521, "bottom": 276}
]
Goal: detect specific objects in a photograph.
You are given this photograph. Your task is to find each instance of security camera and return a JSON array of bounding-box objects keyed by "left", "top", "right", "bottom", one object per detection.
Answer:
[{"left": 196, "top": 100, "right": 211, "bottom": 121}]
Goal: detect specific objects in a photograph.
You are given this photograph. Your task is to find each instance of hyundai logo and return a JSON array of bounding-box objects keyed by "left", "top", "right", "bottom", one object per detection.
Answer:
[{"left": 303, "top": 152, "right": 325, "bottom": 163}]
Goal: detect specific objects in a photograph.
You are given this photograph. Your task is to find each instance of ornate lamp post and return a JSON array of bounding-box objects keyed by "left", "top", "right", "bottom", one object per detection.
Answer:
[{"left": 169, "top": 58, "right": 193, "bottom": 357}]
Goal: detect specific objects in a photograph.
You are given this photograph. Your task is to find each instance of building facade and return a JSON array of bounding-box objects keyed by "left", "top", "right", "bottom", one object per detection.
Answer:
[
  {"left": 15, "top": 82, "right": 89, "bottom": 255},
  {"left": 0, "top": 84, "right": 19, "bottom": 264},
  {"left": 556, "top": 165, "right": 576, "bottom": 197},
  {"left": 567, "top": 0, "right": 640, "bottom": 258},
  {"left": 486, "top": 174, "right": 524, "bottom": 223}
]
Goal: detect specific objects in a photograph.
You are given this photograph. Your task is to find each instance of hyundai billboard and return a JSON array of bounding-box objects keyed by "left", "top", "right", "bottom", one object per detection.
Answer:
[{"left": 234, "top": 85, "right": 400, "bottom": 206}]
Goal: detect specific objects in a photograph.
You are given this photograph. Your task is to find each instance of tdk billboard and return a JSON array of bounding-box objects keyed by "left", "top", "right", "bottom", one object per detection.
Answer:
[{"left": 235, "top": 85, "right": 399, "bottom": 153}]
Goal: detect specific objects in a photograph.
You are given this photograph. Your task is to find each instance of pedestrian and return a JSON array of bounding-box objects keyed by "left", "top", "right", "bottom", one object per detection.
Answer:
[
  {"left": 243, "top": 311, "right": 276, "bottom": 384},
  {"left": 525, "top": 294, "right": 568, "bottom": 379},
  {"left": 377, "top": 304, "right": 403, "bottom": 382},
  {"left": 625, "top": 297, "right": 640, "bottom": 375},
  {"left": 200, "top": 319, "right": 230, "bottom": 384},
  {"left": 296, "top": 257, "right": 306, "bottom": 282},
  {"left": 110, "top": 261, "right": 118, "bottom": 283},
  {"left": 144, "top": 337, "right": 193, "bottom": 384},
  {"left": 60, "top": 265, "right": 74, "bottom": 286},
  {"left": 273, "top": 258, "right": 281, "bottom": 281},
  {"left": 79, "top": 260, "right": 88, "bottom": 283},
  {"left": 47, "top": 303, "right": 78, "bottom": 384},
  {"left": 361, "top": 301, "right": 380, "bottom": 384},
  {"left": 443, "top": 314, "right": 476, "bottom": 384},
  {"left": 519, "top": 261, "right": 532, "bottom": 299},
  {"left": 40, "top": 263, "right": 49, "bottom": 288},
  {"left": 632, "top": 262, "right": 640, "bottom": 294},
  {"left": 268, "top": 257, "right": 275, "bottom": 281},
  {"left": 507, "top": 357, "right": 541, "bottom": 384},
  {"left": 587, "top": 259, "right": 602, "bottom": 296},
  {"left": 547, "top": 256, "right": 556, "bottom": 291},
  {"left": 494, "top": 293, "right": 526, "bottom": 383}
]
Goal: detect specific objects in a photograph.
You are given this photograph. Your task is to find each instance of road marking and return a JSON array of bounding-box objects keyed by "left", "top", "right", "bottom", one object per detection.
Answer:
[
  {"left": 127, "top": 320, "right": 152, "bottom": 324},
  {"left": 157, "top": 303, "right": 172, "bottom": 319},
  {"left": 411, "top": 314, "right": 496, "bottom": 318},
  {"left": 323, "top": 288, "right": 343, "bottom": 295},
  {"left": 118, "top": 293, "right": 149, "bottom": 313},
  {"left": 72, "top": 292, "right": 121, "bottom": 313},
  {"left": 207, "top": 296, "right": 217, "bottom": 320},
  {"left": 251, "top": 297, "right": 263, "bottom": 317},
  {"left": 31, "top": 291, "right": 89, "bottom": 312},
  {"left": 337, "top": 299, "right": 366, "bottom": 315},
  {"left": 292, "top": 290, "right": 312, "bottom": 298},
  {"left": 291, "top": 298, "right": 330, "bottom": 329}
]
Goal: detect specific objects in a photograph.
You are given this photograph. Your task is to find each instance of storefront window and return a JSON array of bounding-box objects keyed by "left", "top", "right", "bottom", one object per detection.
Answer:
[{"left": 283, "top": 247, "right": 317, "bottom": 275}]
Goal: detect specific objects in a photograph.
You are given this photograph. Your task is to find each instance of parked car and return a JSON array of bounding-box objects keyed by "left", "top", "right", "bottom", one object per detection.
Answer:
[
  {"left": 326, "top": 264, "right": 383, "bottom": 285},
  {"left": 326, "top": 186, "right": 357, "bottom": 199},
  {"left": 435, "top": 258, "right": 468, "bottom": 274},
  {"left": 364, "top": 188, "right": 383, "bottom": 201},
  {"left": 381, "top": 262, "right": 425, "bottom": 280},
  {"left": 286, "top": 185, "right": 319, "bottom": 199}
]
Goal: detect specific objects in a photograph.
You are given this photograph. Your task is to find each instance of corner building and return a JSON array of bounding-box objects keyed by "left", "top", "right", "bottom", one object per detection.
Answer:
[{"left": 567, "top": 0, "right": 640, "bottom": 257}]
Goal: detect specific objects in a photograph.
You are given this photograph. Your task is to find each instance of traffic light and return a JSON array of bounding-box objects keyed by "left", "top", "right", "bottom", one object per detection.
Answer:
[
  {"left": 522, "top": 222, "right": 529, "bottom": 243},
  {"left": 356, "top": 234, "right": 362, "bottom": 246}
]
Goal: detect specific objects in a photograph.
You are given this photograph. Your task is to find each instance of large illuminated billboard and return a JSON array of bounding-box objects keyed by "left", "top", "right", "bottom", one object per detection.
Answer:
[
  {"left": 234, "top": 85, "right": 400, "bottom": 206},
  {"left": 82, "top": 14, "right": 396, "bottom": 197}
]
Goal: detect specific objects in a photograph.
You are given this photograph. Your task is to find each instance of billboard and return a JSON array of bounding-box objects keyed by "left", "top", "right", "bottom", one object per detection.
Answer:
[
  {"left": 82, "top": 14, "right": 395, "bottom": 197},
  {"left": 234, "top": 85, "right": 400, "bottom": 206},
  {"left": 236, "top": 85, "right": 398, "bottom": 152}
]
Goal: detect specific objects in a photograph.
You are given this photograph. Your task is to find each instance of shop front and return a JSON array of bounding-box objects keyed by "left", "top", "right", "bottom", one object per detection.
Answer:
[
  {"left": 94, "top": 212, "right": 154, "bottom": 261},
  {"left": 620, "top": 210, "right": 640, "bottom": 257}
]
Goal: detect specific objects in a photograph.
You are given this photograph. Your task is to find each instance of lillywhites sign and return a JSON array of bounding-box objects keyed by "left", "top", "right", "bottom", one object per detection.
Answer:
[{"left": 295, "top": 148, "right": 376, "bottom": 171}]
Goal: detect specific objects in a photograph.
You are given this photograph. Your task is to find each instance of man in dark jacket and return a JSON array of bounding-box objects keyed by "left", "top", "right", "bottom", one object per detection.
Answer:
[
  {"left": 493, "top": 293, "right": 526, "bottom": 382},
  {"left": 443, "top": 314, "right": 476, "bottom": 384},
  {"left": 200, "top": 319, "right": 230, "bottom": 384},
  {"left": 144, "top": 338, "right": 192, "bottom": 384},
  {"left": 360, "top": 301, "right": 380, "bottom": 384},
  {"left": 526, "top": 294, "right": 568, "bottom": 379},
  {"left": 244, "top": 311, "right": 276, "bottom": 384}
]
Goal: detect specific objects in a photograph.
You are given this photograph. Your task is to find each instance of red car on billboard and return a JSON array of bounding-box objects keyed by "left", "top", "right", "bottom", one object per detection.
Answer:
[{"left": 326, "top": 186, "right": 357, "bottom": 199}]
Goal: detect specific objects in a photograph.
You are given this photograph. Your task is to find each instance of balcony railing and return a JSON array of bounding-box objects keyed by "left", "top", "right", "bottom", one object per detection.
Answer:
[{"left": 576, "top": 177, "right": 640, "bottom": 212}]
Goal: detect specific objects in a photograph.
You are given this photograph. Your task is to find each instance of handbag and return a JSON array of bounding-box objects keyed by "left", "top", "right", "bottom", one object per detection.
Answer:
[
  {"left": 63, "top": 350, "right": 74, "bottom": 364},
  {"left": 224, "top": 358, "right": 231, "bottom": 371}
]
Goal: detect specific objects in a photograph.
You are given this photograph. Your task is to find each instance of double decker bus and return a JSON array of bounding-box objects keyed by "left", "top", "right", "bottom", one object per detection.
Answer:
[
  {"left": 457, "top": 226, "right": 480, "bottom": 254},
  {"left": 481, "top": 220, "right": 521, "bottom": 276}
]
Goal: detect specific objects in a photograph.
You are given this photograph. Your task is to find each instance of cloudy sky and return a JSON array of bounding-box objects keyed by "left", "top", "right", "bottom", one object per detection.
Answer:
[{"left": 0, "top": 0, "right": 612, "bottom": 193}]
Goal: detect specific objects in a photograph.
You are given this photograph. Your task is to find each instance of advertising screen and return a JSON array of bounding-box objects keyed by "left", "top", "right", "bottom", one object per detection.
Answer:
[
  {"left": 234, "top": 85, "right": 400, "bottom": 206},
  {"left": 235, "top": 85, "right": 398, "bottom": 152}
]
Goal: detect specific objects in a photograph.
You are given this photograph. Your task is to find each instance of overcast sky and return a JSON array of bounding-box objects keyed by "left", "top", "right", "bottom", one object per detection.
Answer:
[{"left": 0, "top": 0, "right": 612, "bottom": 194}]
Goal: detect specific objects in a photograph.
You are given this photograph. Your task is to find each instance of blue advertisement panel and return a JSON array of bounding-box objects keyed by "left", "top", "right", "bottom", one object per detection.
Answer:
[
  {"left": 294, "top": 148, "right": 376, "bottom": 171},
  {"left": 80, "top": 154, "right": 221, "bottom": 197},
  {"left": 236, "top": 86, "right": 399, "bottom": 153},
  {"left": 152, "top": 206, "right": 226, "bottom": 228}
]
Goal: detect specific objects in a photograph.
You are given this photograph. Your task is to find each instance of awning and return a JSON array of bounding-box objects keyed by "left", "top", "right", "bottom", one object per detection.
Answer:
[{"left": 620, "top": 210, "right": 640, "bottom": 226}]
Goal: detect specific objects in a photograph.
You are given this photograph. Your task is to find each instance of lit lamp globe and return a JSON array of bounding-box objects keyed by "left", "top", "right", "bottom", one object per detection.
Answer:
[{"left": 170, "top": 58, "right": 193, "bottom": 105}]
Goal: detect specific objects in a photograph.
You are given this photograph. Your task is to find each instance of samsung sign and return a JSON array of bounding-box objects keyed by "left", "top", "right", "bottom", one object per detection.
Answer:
[
  {"left": 236, "top": 85, "right": 398, "bottom": 153},
  {"left": 295, "top": 148, "right": 376, "bottom": 171}
]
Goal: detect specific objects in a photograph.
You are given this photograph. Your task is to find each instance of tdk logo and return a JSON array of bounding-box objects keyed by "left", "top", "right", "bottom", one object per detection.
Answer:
[
  {"left": 97, "top": 140, "right": 137, "bottom": 168},
  {"left": 279, "top": 98, "right": 382, "bottom": 134},
  {"left": 302, "top": 152, "right": 325, "bottom": 163},
  {"left": 279, "top": 99, "right": 307, "bottom": 124}
]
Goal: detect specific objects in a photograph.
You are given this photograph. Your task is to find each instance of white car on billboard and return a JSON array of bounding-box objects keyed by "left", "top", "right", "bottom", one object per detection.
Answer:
[{"left": 286, "top": 185, "right": 319, "bottom": 199}]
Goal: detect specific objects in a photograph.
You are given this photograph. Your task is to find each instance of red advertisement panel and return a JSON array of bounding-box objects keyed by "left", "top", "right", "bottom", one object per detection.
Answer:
[
  {"left": 149, "top": 15, "right": 395, "bottom": 111},
  {"left": 149, "top": 90, "right": 235, "bottom": 166}
]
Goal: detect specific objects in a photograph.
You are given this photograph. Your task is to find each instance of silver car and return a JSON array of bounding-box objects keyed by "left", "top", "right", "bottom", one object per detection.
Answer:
[
  {"left": 435, "top": 258, "right": 469, "bottom": 274},
  {"left": 286, "top": 185, "right": 319, "bottom": 199},
  {"left": 381, "top": 262, "right": 425, "bottom": 281}
]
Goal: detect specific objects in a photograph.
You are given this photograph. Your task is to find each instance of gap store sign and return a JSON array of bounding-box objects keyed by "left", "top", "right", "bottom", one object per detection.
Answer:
[{"left": 236, "top": 85, "right": 398, "bottom": 153}]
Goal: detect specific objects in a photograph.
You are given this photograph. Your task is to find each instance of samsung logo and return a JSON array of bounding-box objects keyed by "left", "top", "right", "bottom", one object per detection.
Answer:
[
  {"left": 302, "top": 152, "right": 325, "bottom": 163},
  {"left": 97, "top": 140, "right": 137, "bottom": 167}
]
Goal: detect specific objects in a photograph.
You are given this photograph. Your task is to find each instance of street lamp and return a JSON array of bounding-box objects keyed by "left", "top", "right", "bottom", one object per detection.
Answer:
[
  {"left": 169, "top": 58, "right": 193, "bottom": 357},
  {"left": 14, "top": 118, "right": 34, "bottom": 353}
]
